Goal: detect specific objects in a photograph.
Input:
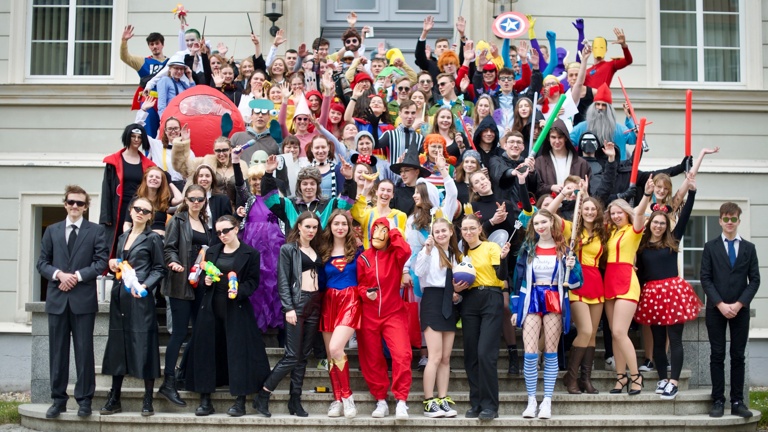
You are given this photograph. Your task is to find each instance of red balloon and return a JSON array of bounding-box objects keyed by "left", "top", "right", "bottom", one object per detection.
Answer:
[{"left": 158, "top": 85, "right": 246, "bottom": 156}]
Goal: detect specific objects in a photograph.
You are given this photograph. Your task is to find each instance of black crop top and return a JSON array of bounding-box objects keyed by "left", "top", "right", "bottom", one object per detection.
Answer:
[{"left": 300, "top": 250, "right": 322, "bottom": 273}]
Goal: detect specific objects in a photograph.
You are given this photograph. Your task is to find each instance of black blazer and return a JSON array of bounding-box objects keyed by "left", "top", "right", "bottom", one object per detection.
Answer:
[
  {"left": 700, "top": 236, "right": 761, "bottom": 309},
  {"left": 36, "top": 219, "right": 109, "bottom": 315}
]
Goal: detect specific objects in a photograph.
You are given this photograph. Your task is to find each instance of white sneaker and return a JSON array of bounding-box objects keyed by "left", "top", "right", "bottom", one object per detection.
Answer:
[
  {"left": 395, "top": 400, "right": 409, "bottom": 420},
  {"left": 522, "top": 396, "right": 538, "bottom": 418},
  {"left": 328, "top": 400, "right": 343, "bottom": 417},
  {"left": 342, "top": 396, "right": 357, "bottom": 418},
  {"left": 371, "top": 400, "right": 389, "bottom": 418},
  {"left": 655, "top": 379, "right": 669, "bottom": 395},
  {"left": 605, "top": 356, "right": 616, "bottom": 371},
  {"left": 537, "top": 397, "right": 552, "bottom": 419},
  {"left": 348, "top": 333, "right": 358, "bottom": 349}
]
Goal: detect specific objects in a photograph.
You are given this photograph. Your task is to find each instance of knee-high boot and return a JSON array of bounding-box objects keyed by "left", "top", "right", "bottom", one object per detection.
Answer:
[
  {"left": 579, "top": 346, "right": 599, "bottom": 394},
  {"left": 564, "top": 346, "right": 586, "bottom": 394}
]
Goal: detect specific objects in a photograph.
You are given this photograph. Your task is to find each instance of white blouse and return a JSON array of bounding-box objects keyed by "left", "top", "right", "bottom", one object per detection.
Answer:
[{"left": 414, "top": 245, "right": 457, "bottom": 289}]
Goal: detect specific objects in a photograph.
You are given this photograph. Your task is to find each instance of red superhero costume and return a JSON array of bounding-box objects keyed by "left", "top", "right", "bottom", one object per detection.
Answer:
[{"left": 356, "top": 217, "right": 412, "bottom": 402}]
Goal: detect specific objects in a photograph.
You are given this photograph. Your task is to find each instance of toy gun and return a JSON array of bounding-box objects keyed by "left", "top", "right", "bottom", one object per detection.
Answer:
[
  {"left": 227, "top": 272, "right": 239, "bottom": 299},
  {"left": 188, "top": 245, "right": 209, "bottom": 288},
  {"left": 115, "top": 259, "right": 147, "bottom": 297},
  {"left": 203, "top": 261, "right": 222, "bottom": 283}
]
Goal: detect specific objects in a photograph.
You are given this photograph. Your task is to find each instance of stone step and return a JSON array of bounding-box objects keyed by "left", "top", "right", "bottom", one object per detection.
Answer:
[
  {"left": 19, "top": 402, "right": 761, "bottom": 432},
  {"left": 93, "top": 368, "right": 691, "bottom": 395}
]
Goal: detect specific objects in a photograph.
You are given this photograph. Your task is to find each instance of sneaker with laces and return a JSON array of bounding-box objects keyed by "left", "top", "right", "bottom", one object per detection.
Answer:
[
  {"left": 348, "top": 333, "right": 358, "bottom": 349},
  {"left": 422, "top": 398, "right": 444, "bottom": 418},
  {"left": 660, "top": 382, "right": 679, "bottom": 400},
  {"left": 537, "top": 397, "right": 552, "bottom": 419},
  {"left": 417, "top": 356, "right": 428, "bottom": 371},
  {"left": 604, "top": 356, "right": 616, "bottom": 371},
  {"left": 371, "top": 400, "right": 389, "bottom": 418},
  {"left": 655, "top": 379, "right": 669, "bottom": 394},
  {"left": 522, "top": 396, "right": 537, "bottom": 418},
  {"left": 328, "top": 400, "right": 343, "bottom": 417},
  {"left": 317, "top": 359, "right": 329, "bottom": 371},
  {"left": 638, "top": 358, "right": 654, "bottom": 372},
  {"left": 342, "top": 396, "right": 357, "bottom": 418},
  {"left": 395, "top": 400, "right": 409, "bottom": 420},
  {"left": 438, "top": 396, "right": 457, "bottom": 417}
]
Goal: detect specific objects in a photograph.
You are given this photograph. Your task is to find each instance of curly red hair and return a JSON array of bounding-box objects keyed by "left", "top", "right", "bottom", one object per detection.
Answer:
[{"left": 419, "top": 133, "right": 458, "bottom": 166}]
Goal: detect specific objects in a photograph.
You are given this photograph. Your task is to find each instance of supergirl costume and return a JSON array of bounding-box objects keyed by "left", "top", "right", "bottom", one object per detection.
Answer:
[
  {"left": 604, "top": 223, "right": 644, "bottom": 302},
  {"left": 320, "top": 248, "right": 363, "bottom": 402}
]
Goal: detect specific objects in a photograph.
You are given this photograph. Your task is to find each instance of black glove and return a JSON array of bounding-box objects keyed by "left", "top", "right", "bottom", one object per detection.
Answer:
[
  {"left": 679, "top": 155, "right": 693, "bottom": 171},
  {"left": 617, "top": 185, "right": 637, "bottom": 201}
]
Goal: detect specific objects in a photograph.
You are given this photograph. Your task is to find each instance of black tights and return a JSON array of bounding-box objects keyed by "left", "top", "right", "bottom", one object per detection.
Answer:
[
  {"left": 165, "top": 295, "right": 202, "bottom": 375},
  {"left": 111, "top": 375, "right": 154, "bottom": 397},
  {"left": 651, "top": 323, "right": 684, "bottom": 381}
]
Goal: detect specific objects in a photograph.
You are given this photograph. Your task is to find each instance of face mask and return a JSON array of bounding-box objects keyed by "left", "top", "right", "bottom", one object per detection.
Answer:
[
  {"left": 592, "top": 37, "right": 607, "bottom": 60},
  {"left": 580, "top": 133, "right": 601, "bottom": 154},
  {"left": 371, "top": 224, "right": 390, "bottom": 250}
]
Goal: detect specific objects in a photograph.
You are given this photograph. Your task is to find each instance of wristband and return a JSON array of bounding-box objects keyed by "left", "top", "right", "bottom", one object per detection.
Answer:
[
  {"left": 350, "top": 97, "right": 358, "bottom": 102},
  {"left": 643, "top": 192, "right": 652, "bottom": 197}
]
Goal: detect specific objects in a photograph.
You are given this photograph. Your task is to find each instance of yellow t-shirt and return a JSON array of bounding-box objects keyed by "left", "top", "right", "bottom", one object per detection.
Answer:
[
  {"left": 351, "top": 194, "right": 407, "bottom": 249},
  {"left": 467, "top": 241, "right": 504, "bottom": 288}
]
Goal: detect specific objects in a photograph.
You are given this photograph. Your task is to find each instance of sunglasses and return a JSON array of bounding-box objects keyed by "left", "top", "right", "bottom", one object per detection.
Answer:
[
  {"left": 133, "top": 206, "right": 152, "bottom": 215},
  {"left": 498, "top": 76, "right": 514, "bottom": 82},
  {"left": 483, "top": 70, "right": 496, "bottom": 74},
  {"left": 187, "top": 196, "right": 205, "bottom": 203},
  {"left": 66, "top": 200, "right": 86, "bottom": 207},
  {"left": 294, "top": 117, "right": 310, "bottom": 122},
  {"left": 722, "top": 217, "right": 739, "bottom": 223},
  {"left": 345, "top": 38, "right": 359, "bottom": 44},
  {"left": 397, "top": 86, "right": 410, "bottom": 92},
  {"left": 214, "top": 148, "right": 230, "bottom": 153},
  {"left": 437, "top": 82, "right": 450, "bottom": 88},
  {"left": 419, "top": 79, "right": 433, "bottom": 84},
  {"left": 216, "top": 226, "right": 236, "bottom": 236}
]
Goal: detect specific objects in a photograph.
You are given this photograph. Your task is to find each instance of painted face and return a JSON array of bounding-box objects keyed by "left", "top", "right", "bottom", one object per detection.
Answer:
[
  {"left": 437, "top": 110, "right": 453, "bottom": 130},
  {"left": 165, "top": 120, "right": 181, "bottom": 140},
  {"left": 184, "top": 33, "right": 199, "bottom": 50},
  {"left": 462, "top": 157, "right": 479, "bottom": 174},
  {"left": 650, "top": 214, "right": 667, "bottom": 238},
  {"left": 376, "top": 182, "right": 394, "bottom": 204},
  {"left": 330, "top": 214, "right": 349, "bottom": 239},
  {"left": 549, "top": 130, "right": 566, "bottom": 152},
  {"left": 215, "top": 221, "right": 238, "bottom": 243},
  {"left": 470, "top": 173, "right": 493, "bottom": 196},
  {"left": 371, "top": 223, "right": 390, "bottom": 250},
  {"left": 581, "top": 200, "right": 597, "bottom": 224},
  {"left": 592, "top": 37, "right": 607, "bottom": 60},
  {"left": 298, "top": 217, "right": 319, "bottom": 242},
  {"left": 300, "top": 179, "right": 318, "bottom": 201},
  {"left": 504, "top": 136, "right": 524, "bottom": 159},
  {"left": 410, "top": 91, "right": 425, "bottom": 109},
  {"left": 356, "top": 136, "right": 373, "bottom": 154},
  {"left": 719, "top": 212, "right": 740, "bottom": 237},
  {"left": 146, "top": 169, "right": 163, "bottom": 189},
  {"left": 311, "top": 139, "right": 329, "bottom": 162},
  {"left": 196, "top": 168, "right": 213, "bottom": 191},
  {"left": 610, "top": 205, "right": 629, "bottom": 227},
  {"left": 214, "top": 142, "right": 231, "bottom": 164},
  {"left": 329, "top": 109, "right": 343, "bottom": 125},
  {"left": 369, "top": 96, "right": 385, "bottom": 115},
  {"left": 532, "top": 213, "right": 553, "bottom": 239},
  {"left": 432, "top": 222, "right": 453, "bottom": 247},
  {"left": 64, "top": 192, "right": 88, "bottom": 220},
  {"left": 517, "top": 100, "right": 531, "bottom": 119},
  {"left": 460, "top": 219, "right": 481, "bottom": 243},
  {"left": 398, "top": 167, "right": 419, "bottom": 186},
  {"left": 476, "top": 98, "right": 491, "bottom": 118}
]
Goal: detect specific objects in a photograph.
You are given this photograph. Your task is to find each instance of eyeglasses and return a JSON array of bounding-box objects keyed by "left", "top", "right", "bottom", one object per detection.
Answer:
[
  {"left": 66, "top": 200, "right": 86, "bottom": 207},
  {"left": 437, "top": 81, "right": 450, "bottom": 88},
  {"left": 345, "top": 38, "right": 359, "bottom": 44},
  {"left": 216, "top": 226, "right": 236, "bottom": 236},
  {"left": 397, "top": 86, "right": 410, "bottom": 92},
  {"left": 214, "top": 148, "right": 230, "bottom": 153},
  {"left": 460, "top": 226, "right": 479, "bottom": 233},
  {"left": 132, "top": 206, "right": 152, "bottom": 215},
  {"left": 165, "top": 126, "right": 181, "bottom": 132},
  {"left": 543, "top": 82, "right": 558, "bottom": 88},
  {"left": 498, "top": 76, "right": 514, "bottom": 82},
  {"left": 508, "top": 140, "right": 524, "bottom": 147},
  {"left": 186, "top": 196, "right": 205, "bottom": 203},
  {"left": 722, "top": 217, "right": 739, "bottom": 223},
  {"left": 419, "top": 79, "right": 433, "bottom": 84}
]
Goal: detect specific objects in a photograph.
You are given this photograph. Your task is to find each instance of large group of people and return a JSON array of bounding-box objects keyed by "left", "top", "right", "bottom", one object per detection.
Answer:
[{"left": 36, "top": 10, "right": 759, "bottom": 423}]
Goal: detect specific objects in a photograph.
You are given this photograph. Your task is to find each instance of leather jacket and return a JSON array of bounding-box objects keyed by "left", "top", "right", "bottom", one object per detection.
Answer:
[
  {"left": 277, "top": 241, "right": 304, "bottom": 313},
  {"left": 163, "top": 211, "right": 212, "bottom": 300}
]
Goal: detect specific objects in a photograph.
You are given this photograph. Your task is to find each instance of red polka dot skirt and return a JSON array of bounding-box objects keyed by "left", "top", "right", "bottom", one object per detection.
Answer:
[{"left": 635, "top": 277, "right": 703, "bottom": 326}]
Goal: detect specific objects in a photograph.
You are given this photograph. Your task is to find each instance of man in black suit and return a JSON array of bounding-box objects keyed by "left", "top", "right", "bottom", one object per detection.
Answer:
[
  {"left": 36, "top": 185, "right": 109, "bottom": 418},
  {"left": 701, "top": 201, "right": 760, "bottom": 419}
]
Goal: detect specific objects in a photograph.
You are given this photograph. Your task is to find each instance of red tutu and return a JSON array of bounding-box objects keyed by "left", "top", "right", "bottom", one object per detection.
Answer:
[
  {"left": 635, "top": 277, "right": 703, "bottom": 326},
  {"left": 320, "top": 287, "right": 361, "bottom": 332}
]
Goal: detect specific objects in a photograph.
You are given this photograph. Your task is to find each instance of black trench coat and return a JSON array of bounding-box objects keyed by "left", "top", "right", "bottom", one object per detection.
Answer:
[
  {"left": 184, "top": 242, "right": 271, "bottom": 396},
  {"left": 102, "top": 230, "right": 166, "bottom": 379}
]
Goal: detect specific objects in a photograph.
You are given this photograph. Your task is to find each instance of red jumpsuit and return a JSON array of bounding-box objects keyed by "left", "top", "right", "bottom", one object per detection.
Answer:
[{"left": 356, "top": 218, "right": 412, "bottom": 401}]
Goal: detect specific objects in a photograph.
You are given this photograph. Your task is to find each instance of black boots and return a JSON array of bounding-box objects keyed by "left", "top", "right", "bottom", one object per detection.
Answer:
[
  {"left": 158, "top": 374, "right": 186, "bottom": 406},
  {"left": 100, "top": 389, "right": 122, "bottom": 415},
  {"left": 288, "top": 394, "right": 308, "bottom": 417},
  {"left": 564, "top": 346, "right": 587, "bottom": 394},
  {"left": 227, "top": 395, "right": 246, "bottom": 417},
  {"left": 578, "top": 346, "right": 599, "bottom": 394},
  {"left": 196, "top": 393, "right": 215, "bottom": 416},
  {"left": 507, "top": 347, "right": 520, "bottom": 375},
  {"left": 141, "top": 393, "right": 154, "bottom": 417},
  {"left": 253, "top": 389, "right": 272, "bottom": 417}
]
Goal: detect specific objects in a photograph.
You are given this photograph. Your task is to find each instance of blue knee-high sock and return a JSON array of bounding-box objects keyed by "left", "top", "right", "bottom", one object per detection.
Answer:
[
  {"left": 524, "top": 353, "right": 539, "bottom": 397},
  {"left": 543, "top": 352, "right": 559, "bottom": 398}
]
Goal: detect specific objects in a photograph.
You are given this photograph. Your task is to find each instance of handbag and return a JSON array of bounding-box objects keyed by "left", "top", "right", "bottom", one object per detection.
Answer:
[{"left": 402, "top": 285, "right": 422, "bottom": 349}]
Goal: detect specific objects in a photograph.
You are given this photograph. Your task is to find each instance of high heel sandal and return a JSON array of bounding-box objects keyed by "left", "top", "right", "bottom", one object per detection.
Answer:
[
  {"left": 609, "top": 373, "right": 629, "bottom": 394},
  {"left": 628, "top": 373, "right": 644, "bottom": 395}
]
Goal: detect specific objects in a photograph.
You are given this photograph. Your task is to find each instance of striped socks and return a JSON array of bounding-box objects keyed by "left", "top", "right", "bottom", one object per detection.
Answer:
[
  {"left": 543, "top": 352, "right": 558, "bottom": 398},
  {"left": 524, "top": 353, "right": 538, "bottom": 397}
]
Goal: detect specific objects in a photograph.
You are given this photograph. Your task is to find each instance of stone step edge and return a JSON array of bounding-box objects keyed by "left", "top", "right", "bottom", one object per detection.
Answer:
[{"left": 19, "top": 404, "right": 761, "bottom": 427}]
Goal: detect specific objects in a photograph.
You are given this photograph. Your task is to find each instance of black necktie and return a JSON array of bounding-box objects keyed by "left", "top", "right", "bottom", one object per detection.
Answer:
[
  {"left": 442, "top": 266, "right": 455, "bottom": 320},
  {"left": 68, "top": 225, "right": 77, "bottom": 254}
]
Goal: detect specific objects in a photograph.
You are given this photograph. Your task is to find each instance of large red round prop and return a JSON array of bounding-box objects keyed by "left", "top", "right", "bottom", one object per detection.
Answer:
[{"left": 158, "top": 85, "right": 246, "bottom": 156}]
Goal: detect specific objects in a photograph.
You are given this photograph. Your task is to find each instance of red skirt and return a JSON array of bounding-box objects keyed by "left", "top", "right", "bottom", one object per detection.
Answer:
[
  {"left": 574, "top": 265, "right": 604, "bottom": 301},
  {"left": 320, "top": 287, "right": 361, "bottom": 332},
  {"left": 635, "top": 277, "right": 703, "bottom": 326},
  {"left": 604, "top": 262, "right": 640, "bottom": 301}
]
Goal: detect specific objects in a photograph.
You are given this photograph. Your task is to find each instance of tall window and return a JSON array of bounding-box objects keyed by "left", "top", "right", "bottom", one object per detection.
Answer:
[
  {"left": 659, "top": 0, "right": 742, "bottom": 83},
  {"left": 29, "top": 0, "right": 114, "bottom": 77},
  {"left": 683, "top": 213, "right": 721, "bottom": 301}
]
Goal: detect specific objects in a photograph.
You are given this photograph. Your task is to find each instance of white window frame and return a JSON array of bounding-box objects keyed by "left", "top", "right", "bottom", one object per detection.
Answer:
[
  {"left": 18, "top": 0, "right": 127, "bottom": 84},
  {"left": 649, "top": 0, "right": 762, "bottom": 90}
]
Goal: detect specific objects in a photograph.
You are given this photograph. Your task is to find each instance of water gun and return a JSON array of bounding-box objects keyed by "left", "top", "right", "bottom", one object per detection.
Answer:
[
  {"left": 115, "top": 259, "right": 147, "bottom": 297},
  {"left": 203, "top": 261, "right": 222, "bottom": 283},
  {"left": 188, "top": 245, "right": 209, "bottom": 288},
  {"left": 227, "top": 272, "right": 239, "bottom": 299}
]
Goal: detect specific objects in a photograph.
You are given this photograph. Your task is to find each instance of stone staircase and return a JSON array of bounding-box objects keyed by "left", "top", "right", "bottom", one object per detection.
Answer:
[{"left": 20, "top": 304, "right": 760, "bottom": 431}]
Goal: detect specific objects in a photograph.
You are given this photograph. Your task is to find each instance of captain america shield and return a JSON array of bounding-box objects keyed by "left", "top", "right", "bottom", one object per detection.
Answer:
[{"left": 492, "top": 12, "right": 528, "bottom": 39}]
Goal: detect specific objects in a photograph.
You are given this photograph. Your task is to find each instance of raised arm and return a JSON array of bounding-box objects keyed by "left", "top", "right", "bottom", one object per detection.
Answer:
[
  {"left": 571, "top": 43, "right": 591, "bottom": 104},
  {"left": 633, "top": 175, "right": 654, "bottom": 232},
  {"left": 541, "top": 31, "right": 558, "bottom": 77}
]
